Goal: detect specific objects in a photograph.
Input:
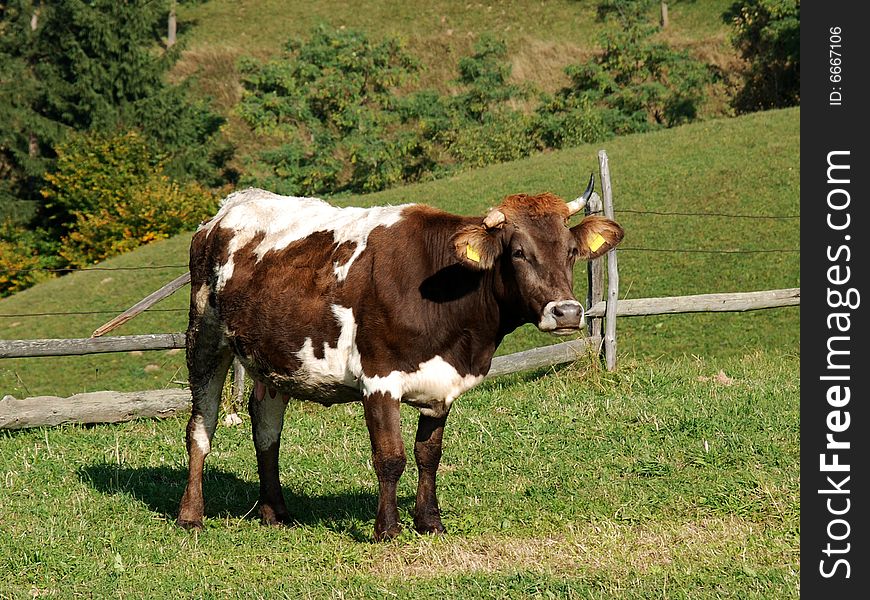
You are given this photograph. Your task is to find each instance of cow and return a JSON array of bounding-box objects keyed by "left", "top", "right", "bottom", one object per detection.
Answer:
[{"left": 176, "top": 174, "right": 624, "bottom": 540}]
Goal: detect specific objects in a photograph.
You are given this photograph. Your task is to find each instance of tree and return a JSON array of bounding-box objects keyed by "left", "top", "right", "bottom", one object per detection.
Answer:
[
  {"left": 0, "top": 0, "right": 63, "bottom": 214},
  {"left": 724, "top": 0, "right": 800, "bottom": 111},
  {"left": 537, "top": 0, "right": 711, "bottom": 140},
  {"left": 0, "top": 0, "right": 227, "bottom": 227}
]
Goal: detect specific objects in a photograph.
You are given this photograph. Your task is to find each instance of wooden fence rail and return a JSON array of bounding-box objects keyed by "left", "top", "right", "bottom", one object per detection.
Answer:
[
  {"left": 0, "top": 336, "right": 603, "bottom": 429},
  {"left": 0, "top": 288, "right": 799, "bottom": 359}
]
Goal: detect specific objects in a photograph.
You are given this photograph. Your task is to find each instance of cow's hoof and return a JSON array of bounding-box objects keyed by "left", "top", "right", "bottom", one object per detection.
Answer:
[
  {"left": 414, "top": 520, "right": 446, "bottom": 535},
  {"left": 373, "top": 523, "right": 402, "bottom": 541},
  {"left": 177, "top": 518, "right": 203, "bottom": 531},
  {"left": 258, "top": 504, "right": 292, "bottom": 527}
]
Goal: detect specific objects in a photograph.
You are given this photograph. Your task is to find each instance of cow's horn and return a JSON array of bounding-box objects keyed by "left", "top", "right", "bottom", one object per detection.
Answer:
[
  {"left": 566, "top": 172, "right": 595, "bottom": 216},
  {"left": 484, "top": 208, "right": 506, "bottom": 229}
]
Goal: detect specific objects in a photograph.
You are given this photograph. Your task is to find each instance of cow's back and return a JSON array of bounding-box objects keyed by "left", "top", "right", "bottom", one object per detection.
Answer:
[{"left": 189, "top": 189, "right": 412, "bottom": 399}]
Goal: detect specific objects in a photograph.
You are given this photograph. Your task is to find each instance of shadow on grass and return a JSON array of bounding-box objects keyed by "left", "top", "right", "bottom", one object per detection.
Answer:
[{"left": 78, "top": 463, "right": 412, "bottom": 542}]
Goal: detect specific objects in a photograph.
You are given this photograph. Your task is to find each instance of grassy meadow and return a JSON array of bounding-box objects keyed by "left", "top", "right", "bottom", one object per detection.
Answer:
[
  {"left": 1, "top": 350, "right": 799, "bottom": 598},
  {"left": 0, "top": 106, "right": 799, "bottom": 398},
  {"left": 0, "top": 2, "right": 801, "bottom": 597}
]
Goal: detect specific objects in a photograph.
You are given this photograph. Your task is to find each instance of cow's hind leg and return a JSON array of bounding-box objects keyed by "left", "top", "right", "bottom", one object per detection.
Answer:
[
  {"left": 362, "top": 392, "right": 406, "bottom": 541},
  {"left": 413, "top": 413, "right": 447, "bottom": 534},
  {"left": 249, "top": 381, "right": 291, "bottom": 526},
  {"left": 177, "top": 319, "right": 233, "bottom": 529}
]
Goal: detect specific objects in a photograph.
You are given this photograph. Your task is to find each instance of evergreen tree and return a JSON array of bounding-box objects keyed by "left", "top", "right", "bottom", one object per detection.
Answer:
[
  {"left": 0, "top": 0, "right": 227, "bottom": 224},
  {"left": 0, "top": 1, "right": 63, "bottom": 216}
]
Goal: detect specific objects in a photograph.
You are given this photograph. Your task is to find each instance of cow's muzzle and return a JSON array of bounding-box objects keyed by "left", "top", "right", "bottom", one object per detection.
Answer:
[{"left": 538, "top": 300, "right": 585, "bottom": 335}]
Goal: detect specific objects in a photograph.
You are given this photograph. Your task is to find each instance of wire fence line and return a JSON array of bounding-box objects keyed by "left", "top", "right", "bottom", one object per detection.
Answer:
[
  {"left": 0, "top": 207, "right": 798, "bottom": 276},
  {"left": 0, "top": 308, "right": 187, "bottom": 319},
  {"left": 615, "top": 208, "right": 799, "bottom": 219},
  {"left": 0, "top": 205, "right": 799, "bottom": 320},
  {"left": 0, "top": 245, "right": 800, "bottom": 276},
  {"left": 1, "top": 265, "right": 190, "bottom": 274}
]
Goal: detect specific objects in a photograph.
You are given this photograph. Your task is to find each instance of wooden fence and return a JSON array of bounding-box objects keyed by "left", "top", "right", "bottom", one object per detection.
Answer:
[
  {"left": 0, "top": 151, "right": 800, "bottom": 428},
  {"left": 0, "top": 288, "right": 801, "bottom": 362}
]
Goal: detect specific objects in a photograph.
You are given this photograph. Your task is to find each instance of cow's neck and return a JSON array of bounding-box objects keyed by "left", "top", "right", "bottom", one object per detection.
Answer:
[{"left": 414, "top": 214, "right": 509, "bottom": 373}]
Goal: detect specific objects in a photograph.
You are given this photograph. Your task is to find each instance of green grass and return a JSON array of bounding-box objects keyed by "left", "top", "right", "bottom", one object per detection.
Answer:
[
  {"left": 0, "top": 350, "right": 799, "bottom": 598},
  {"left": 0, "top": 107, "right": 799, "bottom": 398}
]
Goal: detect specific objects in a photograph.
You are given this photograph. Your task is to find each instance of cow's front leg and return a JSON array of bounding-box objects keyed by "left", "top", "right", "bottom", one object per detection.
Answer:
[
  {"left": 362, "top": 392, "right": 406, "bottom": 541},
  {"left": 414, "top": 413, "right": 447, "bottom": 534}
]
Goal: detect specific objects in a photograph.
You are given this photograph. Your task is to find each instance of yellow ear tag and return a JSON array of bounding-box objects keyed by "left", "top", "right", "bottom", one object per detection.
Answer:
[
  {"left": 466, "top": 244, "right": 481, "bottom": 263},
  {"left": 588, "top": 232, "right": 606, "bottom": 252}
]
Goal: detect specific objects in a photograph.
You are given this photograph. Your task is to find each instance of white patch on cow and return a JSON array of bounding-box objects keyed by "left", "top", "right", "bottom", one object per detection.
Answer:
[
  {"left": 538, "top": 300, "right": 584, "bottom": 331},
  {"left": 362, "top": 356, "right": 484, "bottom": 418},
  {"left": 191, "top": 415, "right": 211, "bottom": 455},
  {"left": 201, "top": 188, "right": 411, "bottom": 290},
  {"left": 189, "top": 360, "right": 226, "bottom": 454},
  {"left": 294, "top": 305, "right": 363, "bottom": 388},
  {"left": 194, "top": 283, "right": 209, "bottom": 314},
  {"left": 290, "top": 305, "right": 480, "bottom": 417},
  {"left": 251, "top": 385, "right": 288, "bottom": 451}
]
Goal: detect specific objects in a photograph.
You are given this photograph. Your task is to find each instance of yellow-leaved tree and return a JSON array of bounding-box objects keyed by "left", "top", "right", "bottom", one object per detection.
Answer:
[{"left": 41, "top": 130, "right": 219, "bottom": 268}]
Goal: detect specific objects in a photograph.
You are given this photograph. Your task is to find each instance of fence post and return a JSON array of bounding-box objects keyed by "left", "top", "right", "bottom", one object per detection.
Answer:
[
  {"left": 585, "top": 190, "right": 604, "bottom": 350},
  {"left": 598, "top": 150, "right": 619, "bottom": 371}
]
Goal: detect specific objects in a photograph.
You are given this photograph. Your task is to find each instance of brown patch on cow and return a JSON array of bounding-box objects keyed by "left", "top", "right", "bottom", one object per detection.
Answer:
[
  {"left": 217, "top": 230, "right": 346, "bottom": 371},
  {"left": 344, "top": 207, "right": 501, "bottom": 379},
  {"left": 332, "top": 240, "right": 357, "bottom": 267}
]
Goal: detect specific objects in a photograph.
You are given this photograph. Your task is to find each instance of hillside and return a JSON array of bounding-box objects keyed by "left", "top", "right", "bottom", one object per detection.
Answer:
[
  {"left": 173, "top": 0, "right": 738, "bottom": 103},
  {"left": 0, "top": 106, "right": 799, "bottom": 398},
  {"left": 170, "top": 0, "right": 742, "bottom": 176}
]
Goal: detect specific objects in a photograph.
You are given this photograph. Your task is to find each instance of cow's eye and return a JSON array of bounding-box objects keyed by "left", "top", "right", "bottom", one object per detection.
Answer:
[
  {"left": 512, "top": 248, "right": 526, "bottom": 260},
  {"left": 569, "top": 247, "right": 579, "bottom": 259}
]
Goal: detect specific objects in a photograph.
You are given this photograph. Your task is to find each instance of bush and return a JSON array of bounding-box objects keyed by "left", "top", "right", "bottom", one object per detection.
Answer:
[
  {"left": 535, "top": 7, "right": 711, "bottom": 140},
  {"left": 0, "top": 220, "right": 59, "bottom": 297},
  {"left": 236, "top": 25, "right": 420, "bottom": 195},
  {"left": 237, "top": 27, "right": 531, "bottom": 195},
  {"left": 58, "top": 175, "right": 218, "bottom": 267},
  {"left": 532, "top": 94, "right": 614, "bottom": 149},
  {"left": 445, "top": 113, "right": 540, "bottom": 168},
  {"left": 724, "top": 0, "right": 800, "bottom": 111},
  {"left": 41, "top": 130, "right": 218, "bottom": 267},
  {"left": 451, "top": 33, "right": 525, "bottom": 122}
]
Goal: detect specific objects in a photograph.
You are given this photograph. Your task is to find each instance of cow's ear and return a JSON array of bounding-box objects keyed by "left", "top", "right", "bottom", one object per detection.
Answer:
[
  {"left": 453, "top": 224, "right": 504, "bottom": 270},
  {"left": 570, "top": 215, "right": 624, "bottom": 260}
]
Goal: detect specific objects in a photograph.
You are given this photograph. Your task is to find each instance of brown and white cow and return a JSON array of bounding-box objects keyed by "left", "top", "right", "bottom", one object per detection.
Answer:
[{"left": 177, "top": 175, "right": 624, "bottom": 539}]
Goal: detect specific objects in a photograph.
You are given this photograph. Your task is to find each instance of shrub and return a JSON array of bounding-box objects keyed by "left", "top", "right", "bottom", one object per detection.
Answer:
[
  {"left": 237, "top": 25, "right": 420, "bottom": 195},
  {"left": 445, "top": 113, "right": 540, "bottom": 169},
  {"left": 237, "top": 27, "right": 530, "bottom": 195},
  {"left": 723, "top": 0, "right": 800, "bottom": 111},
  {"left": 41, "top": 130, "right": 218, "bottom": 267},
  {"left": 0, "top": 220, "right": 59, "bottom": 297},
  {"left": 535, "top": 8, "right": 711, "bottom": 140},
  {"left": 532, "top": 94, "right": 614, "bottom": 149},
  {"left": 58, "top": 175, "right": 218, "bottom": 267},
  {"left": 451, "top": 33, "right": 526, "bottom": 122}
]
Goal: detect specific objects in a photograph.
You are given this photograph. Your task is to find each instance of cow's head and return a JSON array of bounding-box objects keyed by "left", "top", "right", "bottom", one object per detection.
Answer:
[{"left": 453, "top": 175, "right": 624, "bottom": 334}]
